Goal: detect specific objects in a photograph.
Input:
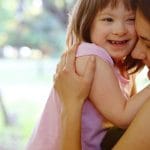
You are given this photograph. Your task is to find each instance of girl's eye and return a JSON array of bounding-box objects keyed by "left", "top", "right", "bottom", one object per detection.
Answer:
[{"left": 102, "top": 18, "right": 113, "bottom": 22}]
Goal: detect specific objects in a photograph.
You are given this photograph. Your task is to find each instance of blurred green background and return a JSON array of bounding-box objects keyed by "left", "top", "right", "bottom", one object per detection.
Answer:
[
  {"left": 0, "top": 0, "right": 75, "bottom": 149},
  {"left": 0, "top": 0, "right": 149, "bottom": 150}
]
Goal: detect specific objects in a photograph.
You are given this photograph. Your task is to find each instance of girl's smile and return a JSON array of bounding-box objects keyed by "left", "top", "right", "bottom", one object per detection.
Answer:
[
  {"left": 108, "top": 39, "right": 129, "bottom": 47},
  {"left": 90, "top": 1, "right": 137, "bottom": 62}
]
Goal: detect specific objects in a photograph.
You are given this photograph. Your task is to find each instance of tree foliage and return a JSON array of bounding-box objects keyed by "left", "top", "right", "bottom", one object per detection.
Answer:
[{"left": 0, "top": 0, "right": 75, "bottom": 57}]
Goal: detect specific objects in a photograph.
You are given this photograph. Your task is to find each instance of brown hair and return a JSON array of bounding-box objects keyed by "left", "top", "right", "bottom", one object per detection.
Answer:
[
  {"left": 66, "top": 0, "right": 143, "bottom": 73},
  {"left": 137, "top": 0, "right": 150, "bottom": 22},
  {"left": 66, "top": 0, "right": 136, "bottom": 47}
]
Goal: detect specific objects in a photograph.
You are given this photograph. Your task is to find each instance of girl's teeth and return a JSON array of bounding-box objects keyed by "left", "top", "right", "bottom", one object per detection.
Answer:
[{"left": 111, "top": 41, "right": 127, "bottom": 44}]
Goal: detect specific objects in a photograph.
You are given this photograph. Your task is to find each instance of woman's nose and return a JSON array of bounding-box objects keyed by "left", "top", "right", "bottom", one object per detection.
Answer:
[{"left": 131, "top": 40, "right": 146, "bottom": 60}]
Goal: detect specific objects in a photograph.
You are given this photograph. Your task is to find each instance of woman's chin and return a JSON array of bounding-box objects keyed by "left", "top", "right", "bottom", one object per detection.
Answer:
[{"left": 147, "top": 69, "right": 150, "bottom": 80}]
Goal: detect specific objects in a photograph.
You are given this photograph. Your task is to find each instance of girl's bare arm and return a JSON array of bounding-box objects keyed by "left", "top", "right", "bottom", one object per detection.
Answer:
[{"left": 76, "top": 55, "right": 150, "bottom": 128}]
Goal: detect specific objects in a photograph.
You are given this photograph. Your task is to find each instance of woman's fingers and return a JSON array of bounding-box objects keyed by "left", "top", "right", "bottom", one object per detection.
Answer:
[
  {"left": 54, "top": 51, "right": 67, "bottom": 81},
  {"left": 65, "top": 43, "right": 79, "bottom": 71},
  {"left": 55, "top": 43, "right": 79, "bottom": 74},
  {"left": 56, "top": 52, "right": 67, "bottom": 73}
]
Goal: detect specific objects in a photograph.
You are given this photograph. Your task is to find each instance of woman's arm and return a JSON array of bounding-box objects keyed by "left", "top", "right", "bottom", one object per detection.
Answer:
[
  {"left": 113, "top": 99, "right": 150, "bottom": 150},
  {"left": 54, "top": 46, "right": 96, "bottom": 150},
  {"left": 60, "top": 103, "right": 83, "bottom": 150}
]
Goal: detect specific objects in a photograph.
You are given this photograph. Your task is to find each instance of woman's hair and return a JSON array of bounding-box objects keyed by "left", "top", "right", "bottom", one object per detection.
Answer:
[
  {"left": 66, "top": 0, "right": 143, "bottom": 73},
  {"left": 137, "top": 0, "right": 150, "bottom": 22}
]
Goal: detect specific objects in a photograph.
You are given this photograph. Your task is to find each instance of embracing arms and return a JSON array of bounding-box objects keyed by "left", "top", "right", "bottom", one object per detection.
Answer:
[
  {"left": 55, "top": 45, "right": 150, "bottom": 150},
  {"left": 76, "top": 55, "right": 150, "bottom": 128}
]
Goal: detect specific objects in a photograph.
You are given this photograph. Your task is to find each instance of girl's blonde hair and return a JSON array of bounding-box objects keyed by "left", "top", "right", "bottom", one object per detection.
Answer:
[{"left": 66, "top": 0, "right": 143, "bottom": 73}]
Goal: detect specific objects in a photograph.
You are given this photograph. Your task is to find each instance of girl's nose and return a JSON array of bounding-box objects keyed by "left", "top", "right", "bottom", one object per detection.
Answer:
[{"left": 112, "top": 22, "right": 127, "bottom": 36}]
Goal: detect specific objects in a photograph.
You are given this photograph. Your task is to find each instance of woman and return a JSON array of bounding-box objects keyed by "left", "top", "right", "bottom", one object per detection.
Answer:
[
  {"left": 54, "top": 0, "right": 150, "bottom": 149},
  {"left": 27, "top": 0, "right": 150, "bottom": 149}
]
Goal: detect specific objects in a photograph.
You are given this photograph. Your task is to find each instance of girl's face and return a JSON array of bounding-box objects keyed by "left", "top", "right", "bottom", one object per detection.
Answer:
[{"left": 90, "top": 1, "right": 137, "bottom": 62}]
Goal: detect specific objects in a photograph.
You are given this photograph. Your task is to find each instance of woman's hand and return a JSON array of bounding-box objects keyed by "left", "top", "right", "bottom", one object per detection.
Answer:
[
  {"left": 53, "top": 44, "right": 96, "bottom": 150},
  {"left": 54, "top": 44, "right": 96, "bottom": 108}
]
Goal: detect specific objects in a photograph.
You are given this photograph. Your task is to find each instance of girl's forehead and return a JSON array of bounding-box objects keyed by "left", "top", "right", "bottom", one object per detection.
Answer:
[
  {"left": 99, "top": 0, "right": 134, "bottom": 11},
  {"left": 98, "top": 1, "right": 134, "bottom": 14},
  {"left": 96, "top": 5, "right": 135, "bottom": 18},
  {"left": 101, "top": 4, "right": 134, "bottom": 11}
]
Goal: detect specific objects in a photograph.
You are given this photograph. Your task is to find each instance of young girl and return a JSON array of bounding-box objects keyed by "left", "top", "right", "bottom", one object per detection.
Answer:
[{"left": 27, "top": 0, "right": 150, "bottom": 150}]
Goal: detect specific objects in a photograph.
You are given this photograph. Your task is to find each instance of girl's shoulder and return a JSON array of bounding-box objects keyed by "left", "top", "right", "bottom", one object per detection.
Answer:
[{"left": 76, "top": 42, "right": 114, "bottom": 66}]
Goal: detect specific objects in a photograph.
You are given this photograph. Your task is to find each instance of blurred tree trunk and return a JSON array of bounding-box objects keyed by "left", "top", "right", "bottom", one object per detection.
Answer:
[
  {"left": 16, "top": 0, "right": 25, "bottom": 21},
  {"left": 42, "top": 0, "right": 75, "bottom": 28},
  {"left": 0, "top": 91, "right": 11, "bottom": 125}
]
